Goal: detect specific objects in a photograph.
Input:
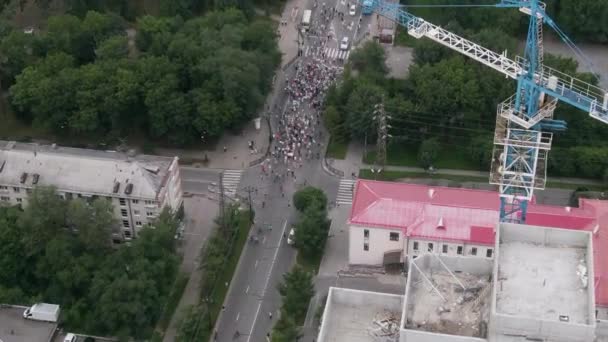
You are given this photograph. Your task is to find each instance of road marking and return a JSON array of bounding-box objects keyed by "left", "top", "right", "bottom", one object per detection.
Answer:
[
  {"left": 247, "top": 303, "right": 262, "bottom": 342},
  {"left": 236, "top": 312, "right": 240, "bottom": 321},
  {"left": 263, "top": 236, "right": 267, "bottom": 244},
  {"left": 337, "top": 179, "right": 357, "bottom": 204},
  {"left": 255, "top": 260, "right": 258, "bottom": 268},
  {"left": 246, "top": 220, "right": 288, "bottom": 342},
  {"left": 246, "top": 285, "right": 250, "bottom": 294}
]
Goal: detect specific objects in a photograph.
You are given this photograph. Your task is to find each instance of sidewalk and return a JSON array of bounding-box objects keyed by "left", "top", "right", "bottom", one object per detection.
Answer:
[
  {"left": 276, "top": 0, "right": 305, "bottom": 68},
  {"left": 329, "top": 141, "right": 604, "bottom": 186},
  {"left": 156, "top": 119, "right": 270, "bottom": 170}
]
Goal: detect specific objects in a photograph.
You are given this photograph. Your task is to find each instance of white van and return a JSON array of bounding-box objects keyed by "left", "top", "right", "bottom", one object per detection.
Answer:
[{"left": 23, "top": 303, "right": 60, "bottom": 323}]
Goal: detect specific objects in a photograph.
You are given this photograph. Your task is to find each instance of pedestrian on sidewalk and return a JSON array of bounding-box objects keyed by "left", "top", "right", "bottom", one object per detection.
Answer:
[{"left": 269, "top": 311, "right": 273, "bottom": 319}]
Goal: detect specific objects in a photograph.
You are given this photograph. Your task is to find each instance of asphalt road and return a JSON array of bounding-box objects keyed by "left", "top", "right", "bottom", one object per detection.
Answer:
[
  {"left": 212, "top": 0, "right": 365, "bottom": 339},
  {"left": 180, "top": 167, "right": 221, "bottom": 195}
]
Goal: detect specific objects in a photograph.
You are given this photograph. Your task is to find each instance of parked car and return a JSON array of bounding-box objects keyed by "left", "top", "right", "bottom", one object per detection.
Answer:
[
  {"left": 287, "top": 228, "right": 296, "bottom": 245},
  {"left": 340, "top": 37, "right": 350, "bottom": 50},
  {"left": 64, "top": 333, "right": 77, "bottom": 342},
  {"left": 349, "top": 4, "right": 356, "bottom": 16}
]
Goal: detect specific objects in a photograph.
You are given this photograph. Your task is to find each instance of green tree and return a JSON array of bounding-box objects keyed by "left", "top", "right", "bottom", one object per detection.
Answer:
[
  {"left": 418, "top": 137, "right": 440, "bottom": 169},
  {"left": 345, "top": 79, "right": 385, "bottom": 140},
  {"left": 272, "top": 316, "right": 300, "bottom": 342},
  {"left": 349, "top": 41, "right": 388, "bottom": 78},
  {"left": 95, "top": 35, "right": 129, "bottom": 60},
  {"left": 277, "top": 266, "right": 314, "bottom": 320},
  {"left": 293, "top": 186, "right": 327, "bottom": 212},
  {"left": 294, "top": 206, "right": 330, "bottom": 258},
  {"left": 557, "top": 0, "right": 608, "bottom": 43},
  {"left": 323, "top": 105, "right": 348, "bottom": 142},
  {"left": 469, "top": 134, "right": 493, "bottom": 170}
]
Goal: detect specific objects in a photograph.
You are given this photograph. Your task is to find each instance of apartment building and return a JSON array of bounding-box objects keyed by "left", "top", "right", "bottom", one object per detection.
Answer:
[{"left": 0, "top": 141, "right": 183, "bottom": 242}]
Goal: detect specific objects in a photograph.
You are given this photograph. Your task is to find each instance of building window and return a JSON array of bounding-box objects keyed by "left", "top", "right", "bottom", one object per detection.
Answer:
[
  {"left": 389, "top": 232, "right": 399, "bottom": 241},
  {"left": 363, "top": 242, "right": 369, "bottom": 251},
  {"left": 457, "top": 246, "right": 463, "bottom": 255},
  {"left": 413, "top": 241, "right": 419, "bottom": 251},
  {"left": 486, "top": 249, "right": 493, "bottom": 258},
  {"left": 124, "top": 230, "right": 132, "bottom": 238},
  {"left": 16, "top": 198, "right": 22, "bottom": 203},
  {"left": 0, "top": 196, "right": 9, "bottom": 201},
  {"left": 26, "top": 189, "right": 32, "bottom": 194},
  {"left": 122, "top": 220, "right": 130, "bottom": 228},
  {"left": 471, "top": 247, "right": 478, "bottom": 256},
  {"left": 442, "top": 244, "right": 448, "bottom": 254},
  {"left": 364, "top": 229, "right": 369, "bottom": 238},
  {"left": 121, "top": 209, "right": 128, "bottom": 217},
  {"left": 135, "top": 221, "right": 142, "bottom": 226},
  {"left": 13, "top": 187, "right": 20, "bottom": 193},
  {"left": 0, "top": 185, "right": 7, "bottom": 190},
  {"left": 146, "top": 211, "right": 154, "bottom": 217},
  {"left": 144, "top": 200, "right": 155, "bottom": 205},
  {"left": 119, "top": 198, "right": 126, "bottom": 206},
  {"left": 132, "top": 199, "right": 139, "bottom": 204},
  {"left": 134, "top": 209, "right": 140, "bottom": 216},
  {"left": 427, "top": 243, "right": 434, "bottom": 252}
]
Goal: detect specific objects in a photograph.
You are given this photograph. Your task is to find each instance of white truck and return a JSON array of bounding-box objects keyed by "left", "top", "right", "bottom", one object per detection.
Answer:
[
  {"left": 23, "top": 303, "right": 60, "bottom": 322},
  {"left": 301, "top": 9, "right": 312, "bottom": 32}
]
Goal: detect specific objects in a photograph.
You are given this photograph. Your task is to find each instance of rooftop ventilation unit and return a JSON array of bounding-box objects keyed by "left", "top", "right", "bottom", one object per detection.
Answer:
[
  {"left": 32, "top": 173, "right": 39, "bottom": 185},
  {"left": 125, "top": 183, "right": 133, "bottom": 195},
  {"left": 20, "top": 172, "right": 28, "bottom": 184},
  {"left": 436, "top": 217, "right": 445, "bottom": 229},
  {"left": 113, "top": 182, "right": 120, "bottom": 193},
  {"left": 0, "top": 160, "right": 5, "bottom": 173}
]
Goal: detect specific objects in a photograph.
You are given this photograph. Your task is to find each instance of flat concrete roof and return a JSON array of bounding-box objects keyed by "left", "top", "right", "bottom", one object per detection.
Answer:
[
  {"left": 318, "top": 287, "right": 403, "bottom": 342},
  {"left": 0, "top": 305, "right": 57, "bottom": 342},
  {"left": 404, "top": 255, "right": 493, "bottom": 338},
  {"left": 496, "top": 240, "right": 589, "bottom": 324},
  {"left": 0, "top": 140, "right": 176, "bottom": 199}
]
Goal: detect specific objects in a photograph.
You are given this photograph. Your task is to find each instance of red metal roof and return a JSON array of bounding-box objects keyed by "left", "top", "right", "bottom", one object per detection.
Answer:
[{"left": 349, "top": 180, "right": 608, "bottom": 306}]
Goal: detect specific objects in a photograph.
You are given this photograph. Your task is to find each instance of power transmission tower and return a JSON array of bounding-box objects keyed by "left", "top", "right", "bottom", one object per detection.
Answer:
[{"left": 373, "top": 102, "right": 391, "bottom": 172}]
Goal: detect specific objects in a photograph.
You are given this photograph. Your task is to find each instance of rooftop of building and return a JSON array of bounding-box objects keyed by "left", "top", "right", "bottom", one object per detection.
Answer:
[
  {"left": 0, "top": 305, "right": 57, "bottom": 342},
  {"left": 349, "top": 180, "right": 608, "bottom": 307},
  {"left": 0, "top": 141, "right": 177, "bottom": 199},
  {"left": 494, "top": 223, "right": 594, "bottom": 325},
  {"left": 404, "top": 254, "right": 493, "bottom": 338},
  {"left": 317, "top": 287, "right": 403, "bottom": 342}
]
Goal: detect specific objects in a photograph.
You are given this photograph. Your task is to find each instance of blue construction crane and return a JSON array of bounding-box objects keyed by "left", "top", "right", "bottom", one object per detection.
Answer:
[{"left": 361, "top": 0, "right": 608, "bottom": 223}]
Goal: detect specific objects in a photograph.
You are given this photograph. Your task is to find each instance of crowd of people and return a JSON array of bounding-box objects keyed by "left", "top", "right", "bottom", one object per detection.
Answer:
[{"left": 262, "top": 59, "right": 340, "bottom": 184}]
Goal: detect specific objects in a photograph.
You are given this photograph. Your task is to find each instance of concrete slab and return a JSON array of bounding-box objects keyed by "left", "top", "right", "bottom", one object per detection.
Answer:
[{"left": 496, "top": 241, "right": 589, "bottom": 324}]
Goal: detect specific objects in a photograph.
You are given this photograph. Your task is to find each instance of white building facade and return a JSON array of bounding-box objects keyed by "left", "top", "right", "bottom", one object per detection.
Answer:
[{"left": 0, "top": 141, "right": 183, "bottom": 242}]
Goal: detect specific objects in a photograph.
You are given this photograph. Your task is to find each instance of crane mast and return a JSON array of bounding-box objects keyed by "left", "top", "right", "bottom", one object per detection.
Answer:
[{"left": 364, "top": 0, "right": 608, "bottom": 223}]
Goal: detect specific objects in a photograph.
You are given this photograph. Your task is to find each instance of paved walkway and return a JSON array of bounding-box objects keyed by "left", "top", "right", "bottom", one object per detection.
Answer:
[
  {"left": 329, "top": 141, "right": 603, "bottom": 186},
  {"left": 156, "top": 120, "right": 270, "bottom": 170}
]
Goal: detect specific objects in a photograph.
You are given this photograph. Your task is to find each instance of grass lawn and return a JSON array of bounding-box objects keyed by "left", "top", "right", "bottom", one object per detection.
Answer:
[
  {"left": 326, "top": 138, "right": 349, "bottom": 160},
  {"left": 199, "top": 211, "right": 252, "bottom": 341},
  {"left": 158, "top": 272, "right": 190, "bottom": 332},
  {"left": 364, "top": 144, "right": 480, "bottom": 171},
  {"left": 359, "top": 168, "right": 488, "bottom": 183}
]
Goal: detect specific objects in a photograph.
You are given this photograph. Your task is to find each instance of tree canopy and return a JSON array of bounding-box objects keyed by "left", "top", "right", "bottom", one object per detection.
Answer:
[
  {"left": 4, "top": 8, "right": 280, "bottom": 146},
  {"left": 0, "top": 186, "right": 180, "bottom": 340}
]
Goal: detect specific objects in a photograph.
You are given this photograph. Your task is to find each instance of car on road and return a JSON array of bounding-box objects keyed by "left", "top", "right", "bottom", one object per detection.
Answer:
[
  {"left": 287, "top": 228, "right": 296, "bottom": 245},
  {"left": 349, "top": 4, "right": 356, "bottom": 16},
  {"left": 340, "top": 37, "right": 349, "bottom": 50}
]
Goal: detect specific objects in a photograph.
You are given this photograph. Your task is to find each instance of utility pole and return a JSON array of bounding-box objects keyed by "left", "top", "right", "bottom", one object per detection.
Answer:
[
  {"left": 372, "top": 101, "right": 391, "bottom": 176},
  {"left": 242, "top": 186, "right": 255, "bottom": 224}
]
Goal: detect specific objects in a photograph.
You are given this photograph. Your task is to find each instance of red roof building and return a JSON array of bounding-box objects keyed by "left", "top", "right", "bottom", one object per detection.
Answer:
[{"left": 349, "top": 180, "right": 608, "bottom": 307}]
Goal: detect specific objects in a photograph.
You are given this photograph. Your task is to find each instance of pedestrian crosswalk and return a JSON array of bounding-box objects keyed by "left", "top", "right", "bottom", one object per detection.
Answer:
[
  {"left": 336, "top": 179, "right": 356, "bottom": 205},
  {"left": 221, "top": 170, "right": 243, "bottom": 196},
  {"left": 303, "top": 46, "right": 351, "bottom": 61}
]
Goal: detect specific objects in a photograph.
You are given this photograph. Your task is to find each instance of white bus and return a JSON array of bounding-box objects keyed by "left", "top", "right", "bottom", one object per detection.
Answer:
[{"left": 301, "top": 9, "right": 312, "bottom": 31}]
